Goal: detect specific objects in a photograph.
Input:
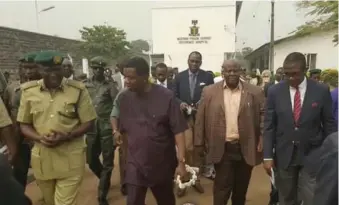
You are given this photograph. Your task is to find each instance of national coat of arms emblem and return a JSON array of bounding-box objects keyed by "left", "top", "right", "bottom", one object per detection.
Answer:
[{"left": 189, "top": 20, "right": 200, "bottom": 37}]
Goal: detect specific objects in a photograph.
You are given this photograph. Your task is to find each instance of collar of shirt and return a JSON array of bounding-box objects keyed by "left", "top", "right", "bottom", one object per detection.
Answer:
[
  {"left": 290, "top": 77, "right": 307, "bottom": 90},
  {"left": 39, "top": 77, "right": 66, "bottom": 91},
  {"left": 157, "top": 79, "right": 167, "bottom": 86},
  {"left": 188, "top": 69, "right": 199, "bottom": 76},
  {"left": 223, "top": 80, "right": 242, "bottom": 91},
  {"left": 68, "top": 75, "right": 73, "bottom": 80},
  {"left": 275, "top": 80, "right": 279, "bottom": 84}
]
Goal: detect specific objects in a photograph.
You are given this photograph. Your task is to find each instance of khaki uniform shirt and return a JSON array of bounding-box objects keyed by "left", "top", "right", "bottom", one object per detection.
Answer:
[
  {"left": 16, "top": 78, "right": 97, "bottom": 180},
  {"left": 0, "top": 97, "right": 12, "bottom": 128}
]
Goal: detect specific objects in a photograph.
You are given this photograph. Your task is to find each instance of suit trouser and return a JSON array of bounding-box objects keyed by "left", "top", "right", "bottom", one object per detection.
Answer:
[
  {"left": 13, "top": 143, "right": 31, "bottom": 189},
  {"left": 276, "top": 166, "right": 315, "bottom": 205},
  {"left": 36, "top": 174, "right": 83, "bottom": 205},
  {"left": 86, "top": 119, "right": 115, "bottom": 201},
  {"left": 119, "top": 134, "right": 128, "bottom": 186},
  {"left": 181, "top": 115, "right": 203, "bottom": 188},
  {"left": 183, "top": 116, "right": 194, "bottom": 165},
  {"left": 213, "top": 142, "right": 253, "bottom": 205},
  {"left": 276, "top": 147, "right": 316, "bottom": 205},
  {"left": 126, "top": 181, "right": 175, "bottom": 205}
]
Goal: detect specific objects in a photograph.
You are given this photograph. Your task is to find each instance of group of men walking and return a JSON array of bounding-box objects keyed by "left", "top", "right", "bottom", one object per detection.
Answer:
[{"left": 0, "top": 49, "right": 337, "bottom": 205}]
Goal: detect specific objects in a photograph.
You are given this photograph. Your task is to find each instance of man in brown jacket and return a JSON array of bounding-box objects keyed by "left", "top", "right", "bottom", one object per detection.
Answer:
[{"left": 194, "top": 60, "right": 265, "bottom": 205}]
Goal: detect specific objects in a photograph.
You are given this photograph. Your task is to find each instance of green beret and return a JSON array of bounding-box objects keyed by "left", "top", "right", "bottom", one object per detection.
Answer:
[
  {"left": 90, "top": 56, "right": 107, "bottom": 68},
  {"left": 34, "top": 51, "right": 66, "bottom": 66},
  {"left": 19, "top": 52, "right": 39, "bottom": 63},
  {"left": 309, "top": 69, "right": 322, "bottom": 75}
]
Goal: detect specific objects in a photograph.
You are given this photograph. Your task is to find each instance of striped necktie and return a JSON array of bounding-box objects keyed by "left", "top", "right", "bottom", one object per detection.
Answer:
[{"left": 293, "top": 88, "right": 301, "bottom": 126}]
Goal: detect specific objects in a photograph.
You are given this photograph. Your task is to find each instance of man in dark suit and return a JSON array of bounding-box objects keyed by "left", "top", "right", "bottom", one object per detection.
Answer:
[
  {"left": 312, "top": 132, "right": 338, "bottom": 205},
  {"left": 263, "top": 66, "right": 283, "bottom": 205},
  {"left": 154, "top": 63, "right": 175, "bottom": 91},
  {"left": 263, "top": 52, "right": 337, "bottom": 205},
  {"left": 174, "top": 51, "right": 214, "bottom": 197}
]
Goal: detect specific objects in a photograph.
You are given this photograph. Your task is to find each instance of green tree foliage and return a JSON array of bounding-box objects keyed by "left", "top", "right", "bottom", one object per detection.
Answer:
[
  {"left": 129, "top": 39, "right": 150, "bottom": 53},
  {"left": 214, "top": 72, "right": 221, "bottom": 77},
  {"left": 295, "top": 1, "right": 338, "bottom": 44},
  {"left": 321, "top": 68, "right": 338, "bottom": 88},
  {"left": 241, "top": 47, "right": 253, "bottom": 56},
  {"left": 79, "top": 25, "right": 130, "bottom": 59}
]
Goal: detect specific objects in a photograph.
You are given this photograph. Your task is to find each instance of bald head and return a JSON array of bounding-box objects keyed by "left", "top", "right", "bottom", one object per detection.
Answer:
[
  {"left": 222, "top": 60, "right": 241, "bottom": 71},
  {"left": 222, "top": 59, "right": 241, "bottom": 89}
]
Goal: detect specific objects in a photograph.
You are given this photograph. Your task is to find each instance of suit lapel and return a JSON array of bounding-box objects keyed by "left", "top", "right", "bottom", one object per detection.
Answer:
[
  {"left": 238, "top": 83, "right": 249, "bottom": 115},
  {"left": 299, "top": 79, "right": 313, "bottom": 124},
  {"left": 215, "top": 82, "right": 225, "bottom": 112},
  {"left": 282, "top": 82, "right": 294, "bottom": 123},
  {"left": 183, "top": 70, "right": 191, "bottom": 100},
  {"left": 193, "top": 71, "right": 204, "bottom": 101}
]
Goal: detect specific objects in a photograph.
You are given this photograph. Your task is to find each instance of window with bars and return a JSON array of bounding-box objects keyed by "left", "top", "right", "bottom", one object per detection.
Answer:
[{"left": 305, "top": 53, "right": 317, "bottom": 70}]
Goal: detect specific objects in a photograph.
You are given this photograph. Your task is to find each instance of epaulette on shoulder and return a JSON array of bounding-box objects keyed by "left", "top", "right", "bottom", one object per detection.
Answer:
[
  {"left": 66, "top": 79, "right": 86, "bottom": 90},
  {"left": 20, "top": 80, "right": 39, "bottom": 91}
]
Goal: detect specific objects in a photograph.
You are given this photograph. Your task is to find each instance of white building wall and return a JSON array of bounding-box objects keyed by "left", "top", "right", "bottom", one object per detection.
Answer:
[
  {"left": 152, "top": 5, "right": 236, "bottom": 73},
  {"left": 274, "top": 31, "right": 338, "bottom": 72}
]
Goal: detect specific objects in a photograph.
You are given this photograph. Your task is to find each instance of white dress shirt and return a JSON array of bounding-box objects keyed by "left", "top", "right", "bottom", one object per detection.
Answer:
[
  {"left": 289, "top": 77, "right": 307, "bottom": 110},
  {"left": 157, "top": 79, "right": 167, "bottom": 88}
]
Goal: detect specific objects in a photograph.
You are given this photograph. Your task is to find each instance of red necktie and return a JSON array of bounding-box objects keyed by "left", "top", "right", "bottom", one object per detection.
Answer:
[{"left": 293, "top": 88, "right": 301, "bottom": 126}]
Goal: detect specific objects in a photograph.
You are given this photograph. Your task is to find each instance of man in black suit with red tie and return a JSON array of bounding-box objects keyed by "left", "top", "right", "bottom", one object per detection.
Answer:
[{"left": 263, "top": 52, "right": 337, "bottom": 205}]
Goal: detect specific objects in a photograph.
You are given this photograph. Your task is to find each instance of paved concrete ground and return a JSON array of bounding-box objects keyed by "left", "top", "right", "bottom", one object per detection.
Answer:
[{"left": 26, "top": 150, "right": 270, "bottom": 205}]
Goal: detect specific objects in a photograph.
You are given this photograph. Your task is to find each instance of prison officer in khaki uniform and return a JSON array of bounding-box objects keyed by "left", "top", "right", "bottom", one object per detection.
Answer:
[
  {"left": 4, "top": 52, "right": 42, "bottom": 188},
  {"left": 0, "top": 96, "right": 16, "bottom": 163},
  {"left": 17, "top": 51, "right": 97, "bottom": 205}
]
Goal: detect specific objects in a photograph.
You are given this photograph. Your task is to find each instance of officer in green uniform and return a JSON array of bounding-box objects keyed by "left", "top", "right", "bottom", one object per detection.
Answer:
[
  {"left": 84, "top": 56, "right": 118, "bottom": 205},
  {"left": 5, "top": 52, "right": 42, "bottom": 188},
  {"left": 17, "top": 51, "right": 97, "bottom": 205}
]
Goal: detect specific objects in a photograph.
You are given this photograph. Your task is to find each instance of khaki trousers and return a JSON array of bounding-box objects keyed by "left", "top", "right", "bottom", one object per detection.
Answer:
[
  {"left": 36, "top": 174, "right": 83, "bottom": 205},
  {"left": 183, "top": 116, "right": 194, "bottom": 166}
]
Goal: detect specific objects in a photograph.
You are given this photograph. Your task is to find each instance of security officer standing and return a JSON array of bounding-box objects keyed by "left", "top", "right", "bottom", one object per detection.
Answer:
[
  {"left": 84, "top": 56, "right": 118, "bottom": 205},
  {"left": 17, "top": 51, "right": 97, "bottom": 205},
  {"left": 8, "top": 52, "right": 42, "bottom": 188}
]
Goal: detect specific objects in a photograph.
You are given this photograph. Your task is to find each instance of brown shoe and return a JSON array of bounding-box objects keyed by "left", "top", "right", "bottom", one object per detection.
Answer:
[
  {"left": 193, "top": 182, "right": 204, "bottom": 193},
  {"left": 176, "top": 187, "right": 186, "bottom": 197}
]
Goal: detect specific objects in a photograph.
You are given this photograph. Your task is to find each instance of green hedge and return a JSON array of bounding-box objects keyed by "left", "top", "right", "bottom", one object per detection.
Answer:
[
  {"left": 214, "top": 72, "right": 221, "bottom": 77},
  {"left": 321, "top": 68, "right": 338, "bottom": 87}
]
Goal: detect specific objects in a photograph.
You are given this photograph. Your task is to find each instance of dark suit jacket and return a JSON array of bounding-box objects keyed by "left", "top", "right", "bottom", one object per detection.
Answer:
[
  {"left": 264, "top": 81, "right": 274, "bottom": 98},
  {"left": 0, "top": 154, "right": 32, "bottom": 205},
  {"left": 174, "top": 69, "right": 214, "bottom": 105},
  {"left": 312, "top": 132, "right": 338, "bottom": 205},
  {"left": 194, "top": 81, "right": 265, "bottom": 166},
  {"left": 166, "top": 80, "right": 176, "bottom": 92},
  {"left": 263, "top": 79, "right": 337, "bottom": 169}
]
